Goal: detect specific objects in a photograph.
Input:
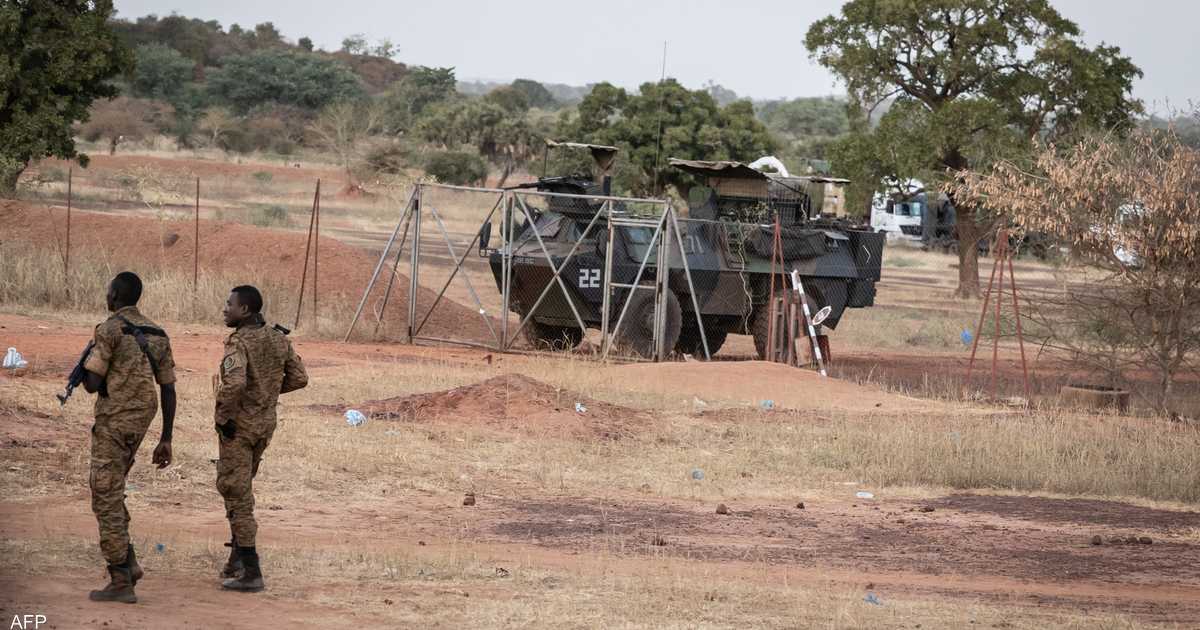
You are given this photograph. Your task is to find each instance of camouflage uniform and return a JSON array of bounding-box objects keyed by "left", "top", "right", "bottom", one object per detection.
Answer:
[
  {"left": 83, "top": 306, "right": 175, "bottom": 565},
  {"left": 215, "top": 316, "right": 307, "bottom": 547}
]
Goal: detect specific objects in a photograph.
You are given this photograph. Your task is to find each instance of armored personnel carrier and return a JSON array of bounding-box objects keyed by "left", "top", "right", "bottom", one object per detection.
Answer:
[{"left": 484, "top": 144, "right": 884, "bottom": 358}]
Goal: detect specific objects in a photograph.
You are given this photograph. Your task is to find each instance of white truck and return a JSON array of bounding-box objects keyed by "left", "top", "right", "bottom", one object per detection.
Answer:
[{"left": 869, "top": 178, "right": 927, "bottom": 243}]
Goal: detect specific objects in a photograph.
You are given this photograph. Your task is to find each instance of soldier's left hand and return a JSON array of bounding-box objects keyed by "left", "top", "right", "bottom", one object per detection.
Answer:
[{"left": 152, "top": 441, "right": 172, "bottom": 469}]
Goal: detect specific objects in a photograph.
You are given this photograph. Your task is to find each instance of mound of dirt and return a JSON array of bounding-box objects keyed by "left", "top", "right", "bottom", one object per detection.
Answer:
[
  {"left": 0, "top": 200, "right": 491, "bottom": 341},
  {"left": 607, "top": 360, "right": 948, "bottom": 414},
  {"left": 338, "top": 374, "right": 648, "bottom": 440}
]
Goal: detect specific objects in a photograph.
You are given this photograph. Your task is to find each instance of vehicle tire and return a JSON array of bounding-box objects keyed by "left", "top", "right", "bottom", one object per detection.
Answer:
[
  {"left": 750, "top": 294, "right": 815, "bottom": 360},
  {"left": 614, "top": 289, "right": 682, "bottom": 358},
  {"left": 675, "top": 319, "right": 729, "bottom": 357},
  {"left": 525, "top": 322, "right": 584, "bottom": 351}
]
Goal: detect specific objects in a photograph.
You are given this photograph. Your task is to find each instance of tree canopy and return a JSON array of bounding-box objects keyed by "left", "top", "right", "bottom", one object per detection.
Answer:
[
  {"left": 806, "top": 0, "right": 1142, "bottom": 297},
  {"left": 131, "top": 43, "right": 194, "bottom": 104},
  {"left": 0, "top": 0, "right": 133, "bottom": 195},
  {"left": 511, "top": 79, "right": 556, "bottom": 109},
  {"left": 207, "top": 49, "right": 364, "bottom": 113},
  {"left": 560, "top": 79, "right": 775, "bottom": 196},
  {"left": 381, "top": 66, "right": 458, "bottom": 133},
  {"left": 954, "top": 128, "right": 1200, "bottom": 410}
]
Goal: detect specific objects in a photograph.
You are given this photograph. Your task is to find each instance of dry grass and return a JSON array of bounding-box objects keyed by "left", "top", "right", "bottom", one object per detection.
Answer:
[
  {"left": 0, "top": 536, "right": 1159, "bottom": 629},
  {"left": 8, "top": 351, "right": 1188, "bottom": 508},
  {"left": 3, "top": 324, "right": 1196, "bottom": 626},
  {"left": 0, "top": 241, "right": 356, "bottom": 338}
]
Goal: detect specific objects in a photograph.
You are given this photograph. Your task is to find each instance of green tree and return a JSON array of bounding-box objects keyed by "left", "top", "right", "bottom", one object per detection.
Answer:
[
  {"left": 131, "top": 43, "right": 194, "bottom": 104},
  {"left": 806, "top": 0, "right": 1142, "bottom": 298},
  {"left": 298, "top": 36, "right": 314, "bottom": 52},
  {"left": 0, "top": 0, "right": 133, "bottom": 196},
  {"left": 562, "top": 80, "right": 775, "bottom": 196},
  {"left": 414, "top": 99, "right": 546, "bottom": 186},
  {"left": 208, "top": 49, "right": 363, "bottom": 112},
  {"left": 484, "top": 86, "right": 529, "bottom": 113},
  {"left": 424, "top": 150, "right": 488, "bottom": 186},
  {"left": 511, "top": 78, "right": 556, "bottom": 109},
  {"left": 380, "top": 66, "right": 458, "bottom": 132},
  {"left": 757, "top": 97, "right": 848, "bottom": 143}
]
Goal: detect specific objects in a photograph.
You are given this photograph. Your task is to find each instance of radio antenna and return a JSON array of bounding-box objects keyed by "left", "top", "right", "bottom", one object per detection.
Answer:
[{"left": 652, "top": 40, "right": 668, "bottom": 197}]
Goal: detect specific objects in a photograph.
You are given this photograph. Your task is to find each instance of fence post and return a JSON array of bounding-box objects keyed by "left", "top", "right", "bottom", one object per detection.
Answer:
[
  {"left": 193, "top": 177, "right": 200, "bottom": 299},
  {"left": 313, "top": 179, "right": 320, "bottom": 328},
  {"left": 294, "top": 179, "right": 319, "bottom": 329},
  {"left": 65, "top": 168, "right": 72, "bottom": 291}
]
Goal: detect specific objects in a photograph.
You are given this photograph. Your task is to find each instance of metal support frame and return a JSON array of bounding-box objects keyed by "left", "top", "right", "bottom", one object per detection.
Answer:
[
  {"left": 669, "top": 211, "right": 710, "bottom": 360},
  {"left": 345, "top": 184, "right": 710, "bottom": 363},
  {"left": 344, "top": 188, "right": 417, "bottom": 342},
  {"left": 410, "top": 195, "right": 504, "bottom": 345},
  {"left": 503, "top": 192, "right": 601, "bottom": 348},
  {"left": 601, "top": 210, "right": 667, "bottom": 360},
  {"left": 373, "top": 207, "right": 416, "bottom": 336},
  {"left": 965, "top": 229, "right": 1031, "bottom": 403}
]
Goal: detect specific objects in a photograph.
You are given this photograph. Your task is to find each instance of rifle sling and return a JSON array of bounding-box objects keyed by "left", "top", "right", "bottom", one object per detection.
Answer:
[{"left": 115, "top": 315, "right": 166, "bottom": 380}]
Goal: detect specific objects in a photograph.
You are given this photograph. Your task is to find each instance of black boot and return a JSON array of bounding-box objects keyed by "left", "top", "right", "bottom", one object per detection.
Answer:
[
  {"left": 221, "top": 546, "right": 263, "bottom": 592},
  {"left": 220, "top": 540, "right": 243, "bottom": 579},
  {"left": 127, "top": 544, "right": 143, "bottom": 586},
  {"left": 89, "top": 561, "right": 137, "bottom": 603}
]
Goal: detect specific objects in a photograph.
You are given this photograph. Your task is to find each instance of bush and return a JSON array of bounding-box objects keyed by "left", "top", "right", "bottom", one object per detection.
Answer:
[
  {"left": 363, "top": 142, "right": 415, "bottom": 175},
  {"left": 272, "top": 138, "right": 297, "bottom": 155},
  {"left": 423, "top": 150, "right": 487, "bottom": 186},
  {"left": 39, "top": 166, "right": 68, "bottom": 183},
  {"left": 208, "top": 49, "right": 364, "bottom": 113},
  {"left": 249, "top": 204, "right": 289, "bottom": 227}
]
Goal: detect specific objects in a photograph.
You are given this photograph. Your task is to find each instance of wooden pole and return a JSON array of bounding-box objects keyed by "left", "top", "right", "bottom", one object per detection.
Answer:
[
  {"left": 767, "top": 215, "right": 782, "bottom": 360},
  {"left": 294, "top": 180, "right": 319, "bottom": 329},
  {"left": 313, "top": 179, "right": 320, "bottom": 327},
  {"left": 193, "top": 177, "right": 200, "bottom": 296},
  {"left": 65, "top": 168, "right": 72, "bottom": 283},
  {"left": 991, "top": 235, "right": 1006, "bottom": 399},
  {"left": 965, "top": 248, "right": 1001, "bottom": 388},
  {"left": 1007, "top": 251, "right": 1032, "bottom": 402}
]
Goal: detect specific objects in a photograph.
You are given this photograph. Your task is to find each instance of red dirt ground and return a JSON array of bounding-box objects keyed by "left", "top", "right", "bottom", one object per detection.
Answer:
[
  {"left": 326, "top": 373, "right": 648, "bottom": 440},
  {"left": 2, "top": 316, "right": 1199, "bottom": 626},
  {"left": 1, "top": 199, "right": 492, "bottom": 342},
  {"left": 607, "top": 360, "right": 948, "bottom": 414}
]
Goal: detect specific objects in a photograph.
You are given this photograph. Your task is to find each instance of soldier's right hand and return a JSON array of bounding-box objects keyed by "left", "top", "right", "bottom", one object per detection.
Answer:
[{"left": 152, "top": 441, "right": 172, "bottom": 468}]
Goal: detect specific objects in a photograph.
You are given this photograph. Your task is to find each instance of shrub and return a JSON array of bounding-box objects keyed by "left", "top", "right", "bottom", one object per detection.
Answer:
[
  {"left": 423, "top": 150, "right": 487, "bottom": 186},
  {"left": 249, "top": 204, "right": 289, "bottom": 227},
  {"left": 363, "top": 142, "right": 415, "bottom": 175}
]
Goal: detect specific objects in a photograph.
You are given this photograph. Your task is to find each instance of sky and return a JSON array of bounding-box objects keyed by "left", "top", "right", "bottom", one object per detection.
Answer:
[{"left": 114, "top": 0, "right": 1196, "bottom": 112}]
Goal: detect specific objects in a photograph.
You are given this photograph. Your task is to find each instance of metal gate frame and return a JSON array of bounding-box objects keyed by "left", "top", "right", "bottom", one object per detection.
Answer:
[{"left": 345, "top": 183, "right": 709, "bottom": 361}]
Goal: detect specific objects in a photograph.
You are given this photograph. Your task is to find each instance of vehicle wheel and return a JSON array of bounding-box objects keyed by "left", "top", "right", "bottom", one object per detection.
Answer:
[
  {"left": 751, "top": 306, "right": 771, "bottom": 360},
  {"left": 675, "top": 320, "right": 729, "bottom": 357},
  {"left": 614, "top": 289, "right": 681, "bottom": 358},
  {"left": 750, "top": 295, "right": 816, "bottom": 360},
  {"left": 525, "top": 322, "right": 584, "bottom": 351}
]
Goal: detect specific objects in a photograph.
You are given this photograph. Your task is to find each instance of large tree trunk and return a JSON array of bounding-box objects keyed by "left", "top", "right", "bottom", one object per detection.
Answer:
[
  {"left": 954, "top": 206, "right": 983, "bottom": 299},
  {"left": 943, "top": 149, "right": 981, "bottom": 299},
  {"left": 0, "top": 157, "right": 25, "bottom": 198}
]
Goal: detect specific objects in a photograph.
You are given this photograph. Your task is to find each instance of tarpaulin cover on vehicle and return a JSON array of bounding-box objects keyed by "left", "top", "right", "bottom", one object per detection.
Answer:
[{"left": 744, "top": 225, "right": 828, "bottom": 260}]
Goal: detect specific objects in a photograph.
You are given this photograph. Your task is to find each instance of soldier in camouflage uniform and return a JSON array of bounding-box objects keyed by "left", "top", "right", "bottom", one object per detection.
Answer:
[
  {"left": 214, "top": 285, "right": 307, "bottom": 592},
  {"left": 81, "top": 272, "right": 177, "bottom": 604}
]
